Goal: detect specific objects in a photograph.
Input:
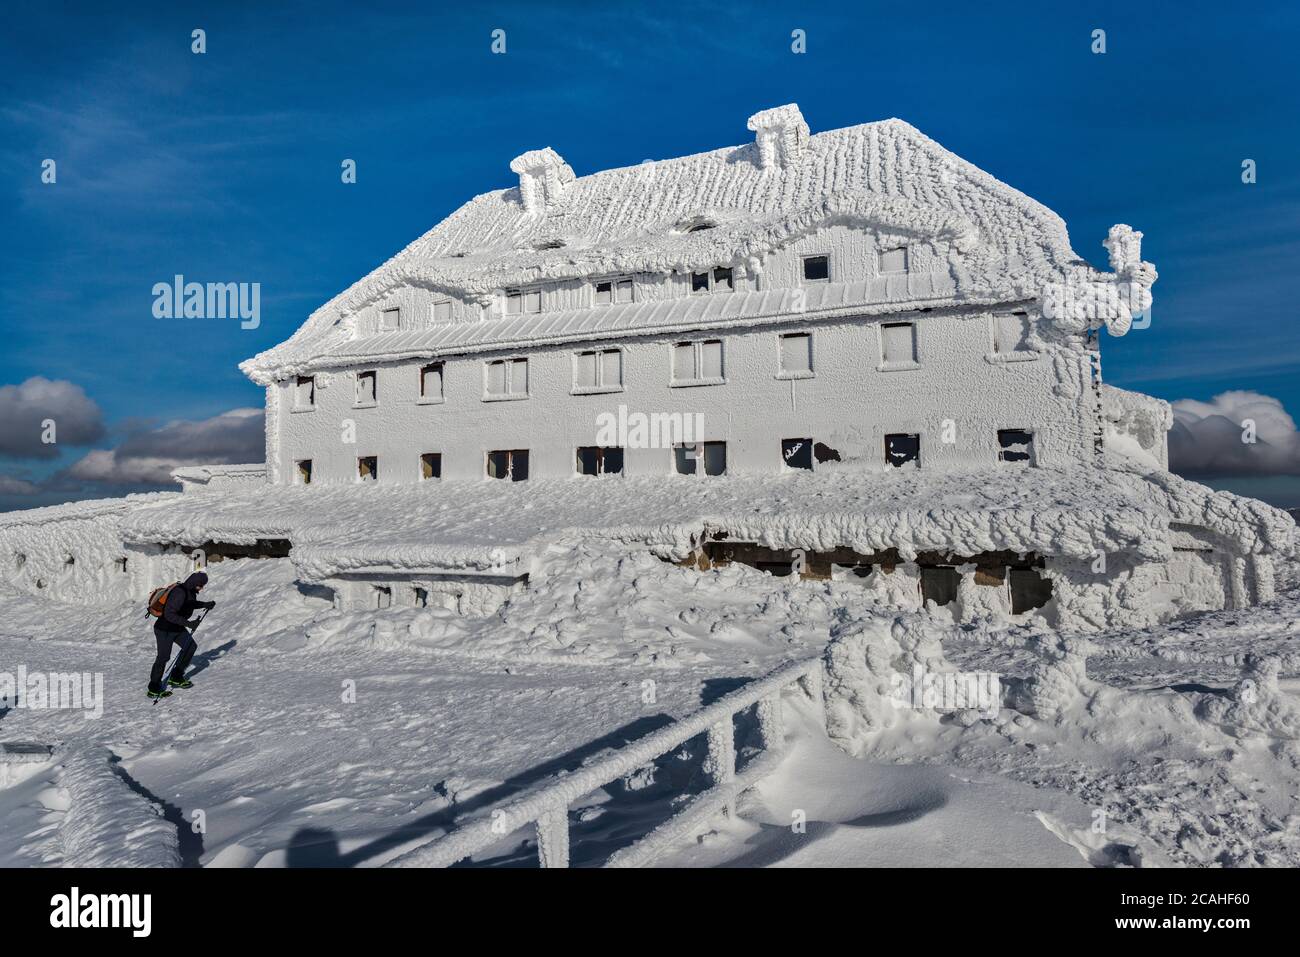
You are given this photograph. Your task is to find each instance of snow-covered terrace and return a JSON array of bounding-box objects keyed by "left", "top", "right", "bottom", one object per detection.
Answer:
[{"left": 117, "top": 466, "right": 1294, "bottom": 583}]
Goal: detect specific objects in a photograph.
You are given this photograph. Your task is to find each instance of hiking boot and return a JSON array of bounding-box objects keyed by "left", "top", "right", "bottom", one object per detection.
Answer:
[
  {"left": 147, "top": 689, "right": 172, "bottom": 699},
  {"left": 167, "top": 677, "right": 194, "bottom": 689}
]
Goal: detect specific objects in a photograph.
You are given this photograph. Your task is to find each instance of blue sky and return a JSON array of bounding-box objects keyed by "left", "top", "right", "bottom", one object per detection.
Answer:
[{"left": 2, "top": 1, "right": 1298, "bottom": 508}]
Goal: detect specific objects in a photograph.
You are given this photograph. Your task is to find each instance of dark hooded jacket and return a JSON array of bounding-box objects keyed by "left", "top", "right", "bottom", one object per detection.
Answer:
[{"left": 158, "top": 572, "right": 211, "bottom": 633}]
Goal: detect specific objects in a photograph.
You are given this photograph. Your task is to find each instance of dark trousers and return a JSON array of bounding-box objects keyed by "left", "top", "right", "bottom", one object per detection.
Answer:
[{"left": 149, "top": 626, "right": 197, "bottom": 692}]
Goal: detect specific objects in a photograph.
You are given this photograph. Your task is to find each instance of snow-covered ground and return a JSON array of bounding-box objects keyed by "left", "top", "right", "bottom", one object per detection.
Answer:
[{"left": 2, "top": 542, "right": 1298, "bottom": 867}]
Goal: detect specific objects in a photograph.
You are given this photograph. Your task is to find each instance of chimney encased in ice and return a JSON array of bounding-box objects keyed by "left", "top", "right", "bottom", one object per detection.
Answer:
[
  {"left": 747, "top": 104, "right": 810, "bottom": 170},
  {"left": 509, "top": 147, "right": 575, "bottom": 215}
]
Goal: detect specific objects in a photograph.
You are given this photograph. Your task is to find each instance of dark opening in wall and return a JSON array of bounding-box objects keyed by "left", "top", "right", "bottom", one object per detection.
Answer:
[
  {"left": 421, "top": 453, "right": 442, "bottom": 480},
  {"left": 998, "top": 429, "right": 1034, "bottom": 464},
  {"left": 920, "top": 566, "right": 960, "bottom": 606},
  {"left": 885, "top": 433, "right": 920, "bottom": 468},
  {"left": 413, "top": 586, "right": 429, "bottom": 607},
  {"left": 1009, "top": 567, "right": 1053, "bottom": 614},
  {"left": 179, "top": 539, "right": 293, "bottom": 564},
  {"left": 358, "top": 456, "right": 378, "bottom": 482},
  {"left": 814, "top": 442, "right": 841, "bottom": 464},
  {"left": 802, "top": 255, "right": 830, "bottom": 282},
  {"left": 675, "top": 442, "right": 726, "bottom": 476},
  {"left": 488, "top": 449, "right": 529, "bottom": 481},
  {"left": 577, "top": 446, "right": 624, "bottom": 476},
  {"left": 782, "top": 438, "right": 814, "bottom": 470}
]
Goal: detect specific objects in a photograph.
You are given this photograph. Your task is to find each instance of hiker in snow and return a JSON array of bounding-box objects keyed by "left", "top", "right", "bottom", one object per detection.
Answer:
[{"left": 147, "top": 571, "right": 216, "bottom": 698}]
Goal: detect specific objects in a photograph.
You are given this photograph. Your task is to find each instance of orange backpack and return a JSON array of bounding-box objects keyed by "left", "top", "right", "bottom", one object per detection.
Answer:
[{"left": 146, "top": 583, "right": 180, "bottom": 618}]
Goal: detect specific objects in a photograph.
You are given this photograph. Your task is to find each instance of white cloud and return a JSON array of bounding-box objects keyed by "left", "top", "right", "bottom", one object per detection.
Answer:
[
  {"left": 1168, "top": 390, "right": 1300, "bottom": 477},
  {"left": 0, "top": 377, "right": 106, "bottom": 459}
]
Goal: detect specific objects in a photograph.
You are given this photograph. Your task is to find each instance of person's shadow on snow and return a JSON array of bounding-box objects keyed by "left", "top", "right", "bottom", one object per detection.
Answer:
[
  {"left": 187, "top": 640, "right": 236, "bottom": 678},
  {"left": 286, "top": 827, "right": 342, "bottom": 867}
]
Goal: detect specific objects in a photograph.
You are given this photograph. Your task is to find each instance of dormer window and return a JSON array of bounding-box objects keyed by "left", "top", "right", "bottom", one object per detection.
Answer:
[
  {"left": 380, "top": 307, "right": 401, "bottom": 331},
  {"left": 594, "top": 278, "right": 633, "bottom": 306},
  {"left": 802, "top": 255, "right": 830, "bottom": 282},
  {"left": 505, "top": 288, "right": 542, "bottom": 315},
  {"left": 432, "top": 299, "right": 452, "bottom": 322},
  {"left": 878, "top": 247, "right": 909, "bottom": 273},
  {"left": 690, "top": 267, "right": 734, "bottom": 294}
]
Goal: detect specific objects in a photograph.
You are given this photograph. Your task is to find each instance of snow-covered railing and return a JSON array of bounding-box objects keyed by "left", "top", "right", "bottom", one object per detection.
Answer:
[{"left": 387, "top": 656, "right": 824, "bottom": 868}]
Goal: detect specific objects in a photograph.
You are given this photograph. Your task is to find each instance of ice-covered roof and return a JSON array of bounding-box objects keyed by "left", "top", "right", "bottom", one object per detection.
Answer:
[
  {"left": 116, "top": 466, "right": 1295, "bottom": 582},
  {"left": 242, "top": 110, "right": 1098, "bottom": 384}
]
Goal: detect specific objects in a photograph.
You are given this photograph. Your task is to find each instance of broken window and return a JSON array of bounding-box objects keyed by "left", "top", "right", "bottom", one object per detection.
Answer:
[
  {"left": 420, "top": 362, "right": 444, "bottom": 401},
  {"left": 358, "top": 456, "right": 378, "bottom": 482},
  {"left": 485, "top": 357, "right": 528, "bottom": 398},
  {"left": 782, "top": 438, "right": 814, "bottom": 471},
  {"left": 412, "top": 586, "right": 429, "bottom": 608},
  {"left": 373, "top": 585, "right": 392, "bottom": 610},
  {"left": 573, "top": 349, "right": 622, "bottom": 391},
  {"left": 880, "top": 322, "right": 917, "bottom": 366},
  {"left": 885, "top": 433, "right": 920, "bottom": 468},
  {"left": 380, "top": 307, "right": 401, "bottom": 331},
  {"left": 355, "top": 370, "right": 377, "bottom": 405},
  {"left": 420, "top": 452, "right": 441, "bottom": 480},
  {"left": 487, "top": 449, "right": 529, "bottom": 481},
  {"left": 713, "top": 267, "right": 733, "bottom": 291},
  {"left": 878, "top": 247, "right": 909, "bottom": 273},
  {"left": 993, "top": 312, "right": 1033, "bottom": 354},
  {"left": 802, "top": 255, "right": 830, "bottom": 282},
  {"left": 504, "top": 288, "right": 542, "bottom": 315},
  {"left": 576, "top": 446, "right": 624, "bottom": 476},
  {"left": 997, "top": 429, "right": 1035, "bottom": 465},
  {"left": 671, "top": 339, "right": 724, "bottom": 385},
  {"left": 779, "top": 332, "right": 813, "bottom": 376},
  {"left": 690, "top": 271, "right": 710, "bottom": 294},
  {"left": 920, "top": 566, "right": 960, "bottom": 607},
  {"left": 432, "top": 299, "right": 453, "bottom": 322},
  {"left": 296, "top": 459, "right": 313, "bottom": 485},
  {"left": 294, "top": 375, "right": 315, "bottom": 410},
  {"left": 675, "top": 441, "right": 726, "bottom": 476},
  {"left": 1009, "top": 567, "right": 1053, "bottom": 614}
]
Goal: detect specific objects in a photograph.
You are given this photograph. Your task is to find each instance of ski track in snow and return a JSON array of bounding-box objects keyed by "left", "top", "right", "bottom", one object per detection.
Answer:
[{"left": 2, "top": 549, "right": 1299, "bottom": 867}]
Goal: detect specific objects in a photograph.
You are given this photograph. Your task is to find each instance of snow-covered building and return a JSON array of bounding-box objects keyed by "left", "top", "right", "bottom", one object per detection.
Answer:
[{"left": 0, "top": 105, "right": 1292, "bottom": 629}]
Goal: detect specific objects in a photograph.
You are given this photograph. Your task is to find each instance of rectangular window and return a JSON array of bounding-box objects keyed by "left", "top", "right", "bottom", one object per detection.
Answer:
[
  {"left": 355, "top": 370, "right": 377, "bottom": 405},
  {"left": 373, "top": 585, "right": 392, "bottom": 610},
  {"left": 573, "top": 349, "right": 622, "bottom": 392},
  {"left": 419, "top": 362, "right": 444, "bottom": 401},
  {"left": 802, "top": 255, "right": 830, "bottom": 282},
  {"left": 878, "top": 247, "right": 909, "bottom": 273},
  {"left": 485, "top": 357, "right": 528, "bottom": 398},
  {"left": 779, "top": 332, "right": 813, "bottom": 376},
  {"left": 576, "top": 446, "right": 624, "bottom": 476},
  {"left": 691, "top": 271, "right": 710, "bottom": 294},
  {"left": 594, "top": 278, "right": 634, "bottom": 305},
  {"left": 504, "top": 288, "right": 542, "bottom": 315},
  {"left": 487, "top": 449, "right": 529, "bottom": 481},
  {"left": 691, "top": 267, "right": 735, "bottom": 294},
  {"left": 885, "top": 433, "right": 921, "bottom": 468},
  {"left": 420, "top": 452, "right": 441, "bottom": 480},
  {"left": 294, "top": 375, "right": 315, "bottom": 409},
  {"left": 671, "top": 339, "right": 724, "bottom": 385},
  {"left": 997, "top": 429, "right": 1035, "bottom": 465},
  {"left": 412, "top": 586, "right": 429, "bottom": 608},
  {"left": 713, "top": 267, "right": 733, "bottom": 291},
  {"left": 994, "top": 312, "right": 1033, "bottom": 354},
  {"left": 296, "top": 459, "right": 312, "bottom": 484},
  {"left": 358, "top": 456, "right": 378, "bottom": 482},
  {"left": 432, "top": 299, "right": 452, "bottom": 322},
  {"left": 880, "top": 322, "right": 917, "bottom": 367},
  {"left": 782, "top": 438, "right": 814, "bottom": 471},
  {"left": 380, "top": 307, "right": 401, "bottom": 331},
  {"left": 675, "top": 441, "right": 726, "bottom": 476}
]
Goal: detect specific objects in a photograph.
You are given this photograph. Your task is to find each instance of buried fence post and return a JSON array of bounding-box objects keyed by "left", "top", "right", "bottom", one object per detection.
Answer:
[
  {"left": 535, "top": 804, "right": 570, "bottom": 868},
  {"left": 704, "top": 719, "right": 737, "bottom": 816},
  {"left": 756, "top": 691, "right": 785, "bottom": 754}
]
